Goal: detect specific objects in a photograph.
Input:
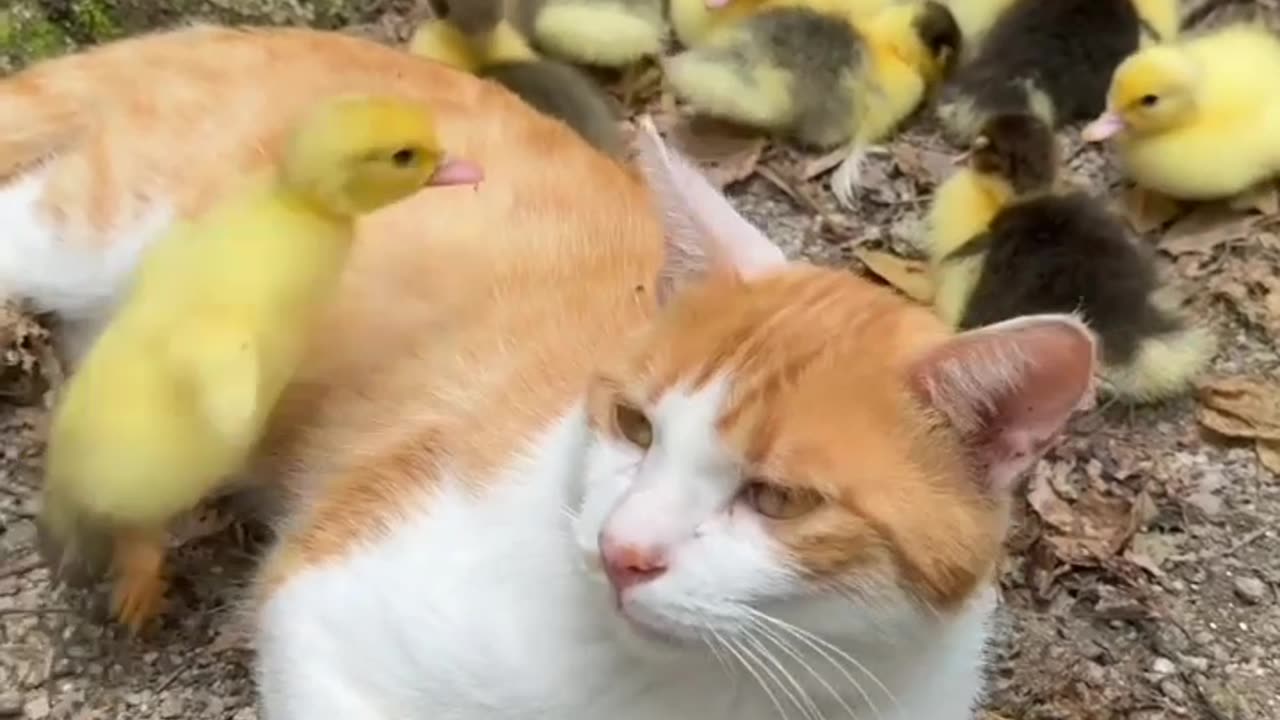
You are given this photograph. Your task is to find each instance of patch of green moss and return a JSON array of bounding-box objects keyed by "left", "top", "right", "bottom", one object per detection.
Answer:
[
  {"left": 68, "top": 0, "right": 124, "bottom": 43},
  {"left": 0, "top": 4, "right": 76, "bottom": 71},
  {"left": 0, "top": 0, "right": 395, "bottom": 72}
]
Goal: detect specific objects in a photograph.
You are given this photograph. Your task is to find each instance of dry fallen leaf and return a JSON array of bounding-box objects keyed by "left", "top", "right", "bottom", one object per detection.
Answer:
[
  {"left": 665, "top": 115, "right": 766, "bottom": 189},
  {"left": 1125, "top": 530, "right": 1185, "bottom": 576},
  {"left": 1197, "top": 376, "right": 1280, "bottom": 440},
  {"left": 1205, "top": 252, "right": 1280, "bottom": 338},
  {"left": 1259, "top": 440, "right": 1280, "bottom": 475},
  {"left": 1158, "top": 205, "right": 1259, "bottom": 256},
  {"left": 802, "top": 147, "right": 848, "bottom": 181},
  {"left": 1197, "top": 376, "right": 1280, "bottom": 474},
  {"left": 1226, "top": 182, "right": 1280, "bottom": 215},
  {"left": 1120, "top": 186, "right": 1183, "bottom": 234},
  {"left": 1028, "top": 463, "right": 1144, "bottom": 567},
  {"left": 890, "top": 144, "right": 956, "bottom": 186},
  {"left": 852, "top": 249, "right": 933, "bottom": 303},
  {"left": 0, "top": 302, "right": 62, "bottom": 407}
]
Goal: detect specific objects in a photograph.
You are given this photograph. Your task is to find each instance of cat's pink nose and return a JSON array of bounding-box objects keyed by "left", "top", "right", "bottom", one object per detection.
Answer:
[{"left": 600, "top": 537, "right": 668, "bottom": 592}]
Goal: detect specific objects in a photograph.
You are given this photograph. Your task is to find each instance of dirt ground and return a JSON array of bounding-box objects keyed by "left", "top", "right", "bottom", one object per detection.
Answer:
[{"left": 1, "top": 1, "right": 1279, "bottom": 719}]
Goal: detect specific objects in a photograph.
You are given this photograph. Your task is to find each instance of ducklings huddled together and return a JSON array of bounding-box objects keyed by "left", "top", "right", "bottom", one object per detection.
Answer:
[{"left": 409, "top": 0, "right": 1280, "bottom": 406}]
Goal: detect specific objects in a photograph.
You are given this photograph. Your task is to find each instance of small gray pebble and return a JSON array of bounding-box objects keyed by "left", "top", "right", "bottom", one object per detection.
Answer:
[
  {"left": 1160, "top": 678, "right": 1187, "bottom": 704},
  {"left": 1233, "top": 576, "right": 1269, "bottom": 605},
  {"left": 159, "top": 695, "right": 184, "bottom": 718},
  {"left": 21, "top": 696, "right": 49, "bottom": 720}
]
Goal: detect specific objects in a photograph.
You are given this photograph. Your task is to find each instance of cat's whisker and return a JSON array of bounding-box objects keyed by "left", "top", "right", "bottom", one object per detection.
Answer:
[
  {"left": 743, "top": 607, "right": 898, "bottom": 720},
  {"left": 699, "top": 626, "right": 735, "bottom": 678},
  {"left": 738, "top": 624, "right": 825, "bottom": 720},
  {"left": 722, "top": 634, "right": 794, "bottom": 720},
  {"left": 907, "top": 591, "right": 946, "bottom": 623},
  {"left": 745, "top": 614, "right": 861, "bottom": 720},
  {"left": 819, "top": 580, "right": 906, "bottom": 643}
]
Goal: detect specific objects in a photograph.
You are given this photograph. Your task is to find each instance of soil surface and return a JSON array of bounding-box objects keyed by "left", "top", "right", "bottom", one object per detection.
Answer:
[{"left": 1, "top": 1, "right": 1278, "bottom": 718}]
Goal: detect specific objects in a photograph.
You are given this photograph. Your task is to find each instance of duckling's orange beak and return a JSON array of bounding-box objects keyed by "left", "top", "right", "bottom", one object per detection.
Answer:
[
  {"left": 428, "top": 156, "right": 484, "bottom": 186},
  {"left": 1081, "top": 112, "right": 1125, "bottom": 143}
]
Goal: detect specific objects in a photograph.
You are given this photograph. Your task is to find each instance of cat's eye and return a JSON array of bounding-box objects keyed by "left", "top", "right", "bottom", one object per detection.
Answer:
[
  {"left": 1139, "top": 94, "right": 1159, "bottom": 108},
  {"left": 613, "top": 403, "right": 653, "bottom": 449},
  {"left": 742, "top": 481, "right": 824, "bottom": 520},
  {"left": 391, "top": 148, "right": 420, "bottom": 167}
]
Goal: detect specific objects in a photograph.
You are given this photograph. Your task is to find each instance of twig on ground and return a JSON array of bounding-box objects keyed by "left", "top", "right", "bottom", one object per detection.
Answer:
[{"left": 1166, "top": 526, "right": 1270, "bottom": 563}]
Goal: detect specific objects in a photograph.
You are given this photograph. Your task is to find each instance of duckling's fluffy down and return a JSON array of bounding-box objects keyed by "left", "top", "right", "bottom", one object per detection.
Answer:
[
  {"left": 935, "top": 0, "right": 1148, "bottom": 145},
  {"left": 954, "top": 192, "right": 1214, "bottom": 402},
  {"left": 533, "top": 0, "right": 666, "bottom": 66},
  {"left": 664, "top": 6, "right": 863, "bottom": 148}
]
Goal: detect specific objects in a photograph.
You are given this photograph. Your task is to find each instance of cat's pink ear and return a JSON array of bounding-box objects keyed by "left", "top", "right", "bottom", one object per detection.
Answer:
[
  {"left": 907, "top": 314, "right": 1099, "bottom": 495},
  {"left": 632, "top": 115, "right": 786, "bottom": 303}
]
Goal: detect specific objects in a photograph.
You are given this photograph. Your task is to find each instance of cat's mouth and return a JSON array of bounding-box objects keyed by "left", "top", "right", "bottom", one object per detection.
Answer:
[{"left": 610, "top": 594, "right": 714, "bottom": 651}]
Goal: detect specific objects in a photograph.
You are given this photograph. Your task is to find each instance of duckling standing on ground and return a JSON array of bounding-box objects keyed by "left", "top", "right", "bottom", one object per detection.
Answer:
[
  {"left": 411, "top": 0, "right": 625, "bottom": 158},
  {"left": 37, "top": 95, "right": 483, "bottom": 634},
  {"left": 1082, "top": 22, "right": 1280, "bottom": 202},
  {"left": 935, "top": 0, "right": 1180, "bottom": 147},
  {"left": 663, "top": 0, "right": 960, "bottom": 207},
  {"left": 927, "top": 112, "right": 1214, "bottom": 403}
]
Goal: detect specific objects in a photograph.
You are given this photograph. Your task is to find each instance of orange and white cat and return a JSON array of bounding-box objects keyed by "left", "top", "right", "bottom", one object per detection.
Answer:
[{"left": 0, "top": 26, "right": 1098, "bottom": 720}]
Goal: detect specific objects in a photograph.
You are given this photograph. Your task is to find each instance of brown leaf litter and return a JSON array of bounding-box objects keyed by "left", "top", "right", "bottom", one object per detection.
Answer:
[
  {"left": 0, "top": 302, "right": 62, "bottom": 408},
  {"left": 662, "top": 115, "right": 766, "bottom": 190},
  {"left": 1027, "top": 458, "right": 1155, "bottom": 572},
  {"left": 852, "top": 248, "right": 933, "bottom": 303},
  {"left": 1158, "top": 204, "right": 1261, "bottom": 256},
  {"left": 1196, "top": 375, "right": 1280, "bottom": 474}
]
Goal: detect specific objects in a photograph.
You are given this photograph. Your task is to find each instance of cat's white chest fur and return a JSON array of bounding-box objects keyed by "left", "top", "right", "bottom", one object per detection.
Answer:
[
  {"left": 256, "top": 409, "right": 995, "bottom": 720},
  {"left": 0, "top": 167, "right": 172, "bottom": 361}
]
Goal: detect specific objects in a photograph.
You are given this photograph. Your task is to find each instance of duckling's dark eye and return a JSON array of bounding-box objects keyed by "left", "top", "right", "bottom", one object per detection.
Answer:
[
  {"left": 391, "top": 148, "right": 419, "bottom": 167},
  {"left": 1139, "top": 94, "right": 1159, "bottom": 108}
]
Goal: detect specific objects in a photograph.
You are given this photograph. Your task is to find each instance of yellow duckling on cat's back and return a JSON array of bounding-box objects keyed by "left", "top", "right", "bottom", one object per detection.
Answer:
[
  {"left": 1082, "top": 23, "right": 1280, "bottom": 201},
  {"left": 37, "top": 94, "right": 482, "bottom": 634}
]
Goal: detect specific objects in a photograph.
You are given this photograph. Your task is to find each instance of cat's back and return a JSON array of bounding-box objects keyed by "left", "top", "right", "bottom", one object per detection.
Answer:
[
  {"left": 0, "top": 24, "right": 659, "bottom": 322},
  {"left": 1, "top": 21, "right": 664, "bottom": 543}
]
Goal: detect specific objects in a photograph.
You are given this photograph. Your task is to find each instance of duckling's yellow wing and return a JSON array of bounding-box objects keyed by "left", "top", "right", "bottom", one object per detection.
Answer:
[
  {"left": 409, "top": 20, "right": 482, "bottom": 72},
  {"left": 926, "top": 170, "right": 1004, "bottom": 327}
]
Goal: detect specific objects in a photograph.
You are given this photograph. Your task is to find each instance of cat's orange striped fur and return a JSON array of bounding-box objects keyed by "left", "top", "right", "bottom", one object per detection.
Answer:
[{"left": 1, "top": 25, "right": 1098, "bottom": 720}]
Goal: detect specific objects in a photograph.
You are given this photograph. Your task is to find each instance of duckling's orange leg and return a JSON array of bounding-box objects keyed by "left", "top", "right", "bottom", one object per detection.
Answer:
[{"left": 110, "top": 527, "right": 169, "bottom": 635}]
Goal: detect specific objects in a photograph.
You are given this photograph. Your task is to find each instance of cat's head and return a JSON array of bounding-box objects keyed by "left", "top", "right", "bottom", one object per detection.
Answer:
[{"left": 569, "top": 117, "right": 1097, "bottom": 653}]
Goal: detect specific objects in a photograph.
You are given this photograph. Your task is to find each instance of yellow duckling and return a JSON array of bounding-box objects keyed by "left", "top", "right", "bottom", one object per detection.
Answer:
[
  {"left": 663, "top": 0, "right": 960, "bottom": 206},
  {"left": 930, "top": 113, "right": 1214, "bottom": 403},
  {"left": 940, "top": 0, "right": 1018, "bottom": 59},
  {"left": 532, "top": 0, "right": 667, "bottom": 67},
  {"left": 668, "top": 0, "right": 890, "bottom": 49},
  {"left": 1082, "top": 23, "right": 1280, "bottom": 201},
  {"left": 37, "top": 94, "right": 482, "bottom": 634},
  {"left": 409, "top": 5, "right": 624, "bottom": 158}
]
